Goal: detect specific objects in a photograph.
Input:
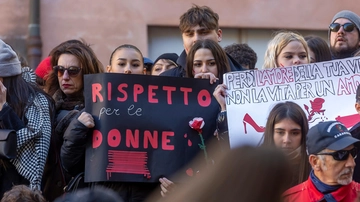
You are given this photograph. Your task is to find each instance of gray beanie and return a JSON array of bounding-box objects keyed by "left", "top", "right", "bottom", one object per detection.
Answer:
[
  {"left": 329, "top": 10, "right": 360, "bottom": 37},
  {"left": 0, "top": 39, "right": 21, "bottom": 77}
]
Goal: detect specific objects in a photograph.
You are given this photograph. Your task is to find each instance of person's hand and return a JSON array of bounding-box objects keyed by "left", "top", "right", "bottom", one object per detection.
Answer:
[
  {"left": 0, "top": 81, "right": 7, "bottom": 110},
  {"left": 78, "top": 112, "right": 95, "bottom": 128},
  {"left": 194, "top": 72, "right": 218, "bottom": 84},
  {"left": 159, "top": 177, "right": 175, "bottom": 197},
  {"left": 213, "top": 84, "right": 227, "bottom": 111}
]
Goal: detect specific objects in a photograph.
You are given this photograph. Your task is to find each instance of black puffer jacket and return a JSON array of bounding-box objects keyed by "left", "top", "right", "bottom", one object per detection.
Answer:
[
  {"left": 42, "top": 90, "right": 83, "bottom": 201},
  {"left": 61, "top": 117, "right": 89, "bottom": 176}
]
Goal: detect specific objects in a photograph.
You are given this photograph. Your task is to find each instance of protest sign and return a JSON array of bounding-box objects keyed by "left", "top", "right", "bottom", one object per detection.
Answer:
[
  {"left": 225, "top": 57, "right": 360, "bottom": 148},
  {"left": 83, "top": 73, "right": 219, "bottom": 182}
]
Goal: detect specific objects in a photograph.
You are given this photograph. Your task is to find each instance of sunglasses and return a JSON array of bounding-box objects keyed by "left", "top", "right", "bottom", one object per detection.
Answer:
[
  {"left": 53, "top": 66, "right": 82, "bottom": 77},
  {"left": 329, "top": 22, "right": 356, "bottom": 32},
  {"left": 316, "top": 147, "right": 358, "bottom": 161}
]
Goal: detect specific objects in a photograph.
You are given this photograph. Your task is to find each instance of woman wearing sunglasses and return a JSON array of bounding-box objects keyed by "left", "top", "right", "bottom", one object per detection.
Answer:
[
  {"left": 60, "top": 43, "right": 162, "bottom": 202},
  {"left": 42, "top": 39, "right": 104, "bottom": 201},
  {"left": 262, "top": 101, "right": 311, "bottom": 189},
  {"left": 329, "top": 10, "right": 360, "bottom": 60}
]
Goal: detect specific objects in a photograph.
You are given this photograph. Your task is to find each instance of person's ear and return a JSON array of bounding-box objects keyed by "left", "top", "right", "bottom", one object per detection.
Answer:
[
  {"left": 309, "top": 154, "right": 320, "bottom": 170},
  {"left": 143, "top": 68, "right": 146, "bottom": 75},
  {"left": 217, "top": 29, "right": 223, "bottom": 42},
  {"left": 355, "top": 103, "right": 360, "bottom": 115},
  {"left": 106, "top": 65, "right": 112, "bottom": 73}
]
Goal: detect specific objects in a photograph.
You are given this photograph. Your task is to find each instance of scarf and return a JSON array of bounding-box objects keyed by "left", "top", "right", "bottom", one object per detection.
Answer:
[
  {"left": 10, "top": 92, "right": 52, "bottom": 189},
  {"left": 53, "top": 90, "right": 84, "bottom": 139},
  {"left": 310, "top": 170, "right": 341, "bottom": 202},
  {"left": 53, "top": 89, "right": 84, "bottom": 111}
]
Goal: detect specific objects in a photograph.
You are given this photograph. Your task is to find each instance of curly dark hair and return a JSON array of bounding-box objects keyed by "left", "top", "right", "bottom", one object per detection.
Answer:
[{"left": 224, "top": 43, "right": 257, "bottom": 69}]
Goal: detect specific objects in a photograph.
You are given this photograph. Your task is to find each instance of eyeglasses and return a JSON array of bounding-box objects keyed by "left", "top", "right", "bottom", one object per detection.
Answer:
[
  {"left": 329, "top": 23, "right": 356, "bottom": 32},
  {"left": 53, "top": 66, "right": 81, "bottom": 77},
  {"left": 316, "top": 147, "right": 358, "bottom": 161}
]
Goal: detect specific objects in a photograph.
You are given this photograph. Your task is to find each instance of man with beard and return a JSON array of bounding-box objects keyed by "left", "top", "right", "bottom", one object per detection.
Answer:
[
  {"left": 283, "top": 121, "right": 360, "bottom": 202},
  {"left": 329, "top": 10, "right": 360, "bottom": 59}
]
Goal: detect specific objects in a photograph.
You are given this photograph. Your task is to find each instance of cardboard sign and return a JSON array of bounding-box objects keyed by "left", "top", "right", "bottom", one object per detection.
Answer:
[
  {"left": 83, "top": 73, "right": 219, "bottom": 183},
  {"left": 225, "top": 57, "right": 360, "bottom": 148}
]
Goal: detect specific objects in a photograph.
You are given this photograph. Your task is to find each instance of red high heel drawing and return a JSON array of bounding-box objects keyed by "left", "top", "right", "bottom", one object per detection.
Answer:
[
  {"left": 243, "top": 113, "right": 265, "bottom": 134},
  {"left": 335, "top": 114, "right": 360, "bottom": 128}
]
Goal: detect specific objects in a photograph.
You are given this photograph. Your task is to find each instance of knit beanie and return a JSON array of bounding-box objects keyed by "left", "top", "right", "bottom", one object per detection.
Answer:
[
  {"left": 0, "top": 39, "right": 21, "bottom": 77},
  {"left": 329, "top": 10, "right": 360, "bottom": 38},
  {"left": 35, "top": 56, "right": 52, "bottom": 80},
  {"left": 153, "top": 53, "right": 179, "bottom": 66}
]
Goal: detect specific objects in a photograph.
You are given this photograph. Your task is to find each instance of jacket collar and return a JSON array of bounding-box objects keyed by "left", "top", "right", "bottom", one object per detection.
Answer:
[{"left": 306, "top": 177, "right": 357, "bottom": 201}]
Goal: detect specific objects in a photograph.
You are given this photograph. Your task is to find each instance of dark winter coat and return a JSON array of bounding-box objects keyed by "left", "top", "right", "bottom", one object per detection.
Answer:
[{"left": 42, "top": 90, "right": 83, "bottom": 201}]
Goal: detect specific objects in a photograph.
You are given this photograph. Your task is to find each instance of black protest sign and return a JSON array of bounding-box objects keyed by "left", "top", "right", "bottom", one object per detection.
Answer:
[{"left": 83, "top": 73, "right": 219, "bottom": 183}]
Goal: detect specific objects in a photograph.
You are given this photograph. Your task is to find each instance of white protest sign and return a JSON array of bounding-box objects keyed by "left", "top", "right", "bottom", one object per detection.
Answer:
[{"left": 224, "top": 56, "right": 360, "bottom": 148}]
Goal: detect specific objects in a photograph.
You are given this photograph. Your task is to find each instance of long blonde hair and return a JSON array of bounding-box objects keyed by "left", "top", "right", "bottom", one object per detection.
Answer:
[{"left": 263, "top": 31, "right": 310, "bottom": 69}]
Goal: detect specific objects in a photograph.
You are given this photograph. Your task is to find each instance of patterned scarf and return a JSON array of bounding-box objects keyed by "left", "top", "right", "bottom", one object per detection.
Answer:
[
  {"left": 10, "top": 92, "right": 52, "bottom": 190},
  {"left": 53, "top": 90, "right": 84, "bottom": 140}
]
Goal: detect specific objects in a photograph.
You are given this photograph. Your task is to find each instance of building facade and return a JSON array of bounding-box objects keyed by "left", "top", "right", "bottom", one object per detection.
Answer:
[{"left": 1, "top": 0, "right": 359, "bottom": 69}]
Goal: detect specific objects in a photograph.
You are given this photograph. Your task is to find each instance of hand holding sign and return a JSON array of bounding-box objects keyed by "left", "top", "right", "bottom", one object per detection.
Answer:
[
  {"left": 159, "top": 177, "right": 175, "bottom": 197},
  {"left": 78, "top": 112, "right": 95, "bottom": 128},
  {"left": 194, "top": 72, "right": 219, "bottom": 84},
  {"left": 213, "top": 84, "right": 227, "bottom": 111}
]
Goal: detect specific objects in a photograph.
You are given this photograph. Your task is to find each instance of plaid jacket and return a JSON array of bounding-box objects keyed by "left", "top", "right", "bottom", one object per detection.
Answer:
[{"left": 0, "top": 92, "right": 52, "bottom": 190}]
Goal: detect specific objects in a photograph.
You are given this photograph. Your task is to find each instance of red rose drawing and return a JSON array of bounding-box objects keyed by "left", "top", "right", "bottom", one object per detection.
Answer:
[
  {"left": 189, "top": 117, "right": 205, "bottom": 134},
  {"left": 189, "top": 117, "right": 208, "bottom": 163}
]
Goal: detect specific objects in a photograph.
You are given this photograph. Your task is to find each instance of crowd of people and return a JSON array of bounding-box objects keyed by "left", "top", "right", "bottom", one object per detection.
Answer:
[{"left": 0, "top": 4, "right": 360, "bottom": 202}]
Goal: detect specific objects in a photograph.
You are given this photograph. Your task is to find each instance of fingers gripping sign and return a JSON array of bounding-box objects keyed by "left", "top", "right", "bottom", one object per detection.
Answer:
[
  {"left": 213, "top": 84, "right": 227, "bottom": 111},
  {"left": 78, "top": 112, "right": 95, "bottom": 128},
  {"left": 194, "top": 72, "right": 219, "bottom": 84},
  {"left": 159, "top": 177, "right": 175, "bottom": 197}
]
